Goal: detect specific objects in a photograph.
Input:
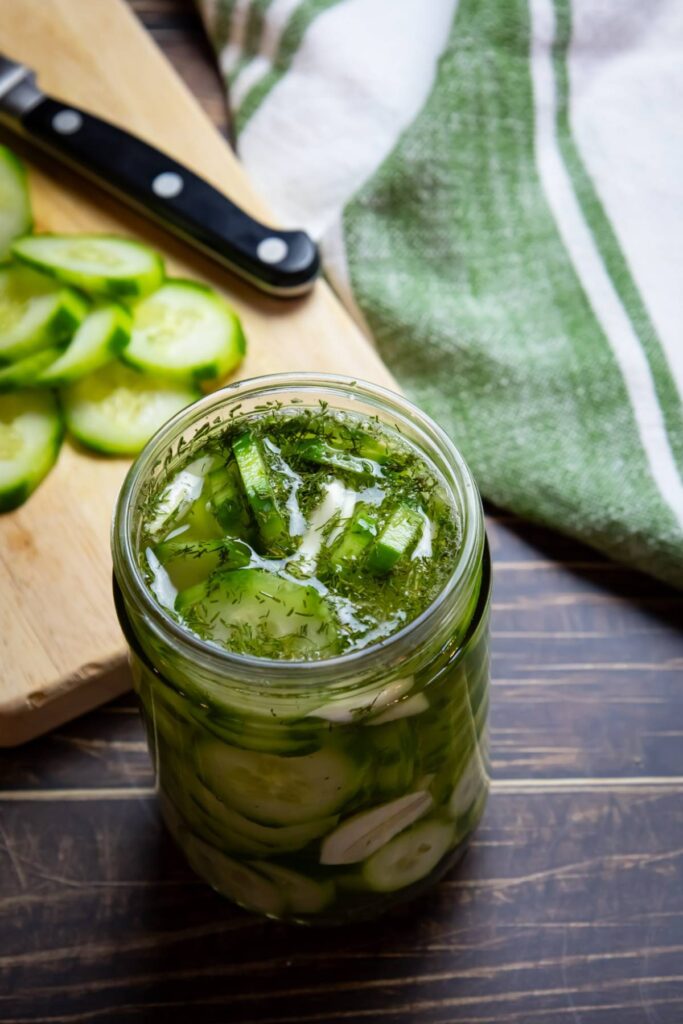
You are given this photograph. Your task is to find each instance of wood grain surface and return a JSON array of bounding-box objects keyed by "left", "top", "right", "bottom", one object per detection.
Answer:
[
  {"left": 0, "top": 0, "right": 388, "bottom": 745},
  {"left": 0, "top": 4, "right": 682, "bottom": 1022}
]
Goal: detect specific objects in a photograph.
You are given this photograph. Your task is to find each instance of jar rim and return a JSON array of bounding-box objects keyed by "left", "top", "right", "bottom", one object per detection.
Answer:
[{"left": 112, "top": 372, "right": 485, "bottom": 684}]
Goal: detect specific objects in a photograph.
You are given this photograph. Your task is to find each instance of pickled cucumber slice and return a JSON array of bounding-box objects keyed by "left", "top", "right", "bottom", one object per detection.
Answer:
[
  {"left": 232, "top": 431, "right": 289, "bottom": 552},
  {"left": 12, "top": 234, "right": 164, "bottom": 298},
  {"left": 320, "top": 791, "right": 433, "bottom": 865},
  {"left": 36, "top": 303, "right": 131, "bottom": 385},
  {"left": 362, "top": 819, "right": 454, "bottom": 892},
  {"left": 191, "top": 780, "right": 338, "bottom": 855},
  {"left": 175, "top": 568, "right": 339, "bottom": 659},
  {"left": 0, "top": 346, "right": 63, "bottom": 393},
  {"left": 184, "top": 834, "right": 286, "bottom": 916},
  {"left": 62, "top": 361, "right": 200, "bottom": 455},
  {"left": 0, "top": 265, "right": 88, "bottom": 362},
  {"left": 366, "top": 503, "right": 424, "bottom": 574},
  {"left": 366, "top": 692, "right": 429, "bottom": 726},
  {"left": 122, "top": 280, "right": 245, "bottom": 382},
  {"left": 449, "top": 749, "right": 488, "bottom": 819},
  {"left": 253, "top": 862, "right": 335, "bottom": 915},
  {"left": 195, "top": 739, "right": 360, "bottom": 826},
  {"left": 207, "top": 461, "right": 252, "bottom": 535},
  {"left": 0, "top": 147, "right": 31, "bottom": 260},
  {"left": 154, "top": 538, "right": 250, "bottom": 590},
  {"left": 0, "top": 390, "right": 63, "bottom": 511},
  {"left": 328, "top": 503, "right": 378, "bottom": 570},
  {"left": 296, "top": 439, "right": 379, "bottom": 478}
]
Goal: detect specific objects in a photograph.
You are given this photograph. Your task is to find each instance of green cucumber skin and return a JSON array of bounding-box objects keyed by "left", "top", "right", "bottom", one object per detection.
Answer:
[
  {"left": 12, "top": 234, "right": 165, "bottom": 298},
  {"left": 36, "top": 304, "right": 131, "bottom": 387},
  {"left": 0, "top": 420, "right": 64, "bottom": 513},
  {"left": 0, "top": 278, "right": 89, "bottom": 365},
  {"left": 0, "top": 147, "right": 32, "bottom": 261},
  {"left": 0, "top": 347, "right": 63, "bottom": 393}
]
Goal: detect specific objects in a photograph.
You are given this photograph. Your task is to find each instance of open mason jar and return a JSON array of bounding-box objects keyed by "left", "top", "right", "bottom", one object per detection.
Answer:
[{"left": 112, "top": 373, "right": 491, "bottom": 924}]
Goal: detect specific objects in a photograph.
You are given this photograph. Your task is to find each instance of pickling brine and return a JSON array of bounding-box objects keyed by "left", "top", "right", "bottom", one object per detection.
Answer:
[{"left": 112, "top": 374, "right": 491, "bottom": 923}]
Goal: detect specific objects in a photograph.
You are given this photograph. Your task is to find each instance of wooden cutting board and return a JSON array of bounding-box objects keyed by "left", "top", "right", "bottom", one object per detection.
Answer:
[{"left": 0, "top": 0, "right": 394, "bottom": 746}]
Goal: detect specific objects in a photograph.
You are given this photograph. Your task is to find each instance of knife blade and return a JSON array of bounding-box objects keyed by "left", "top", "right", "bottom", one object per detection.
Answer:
[{"left": 0, "top": 54, "right": 319, "bottom": 297}]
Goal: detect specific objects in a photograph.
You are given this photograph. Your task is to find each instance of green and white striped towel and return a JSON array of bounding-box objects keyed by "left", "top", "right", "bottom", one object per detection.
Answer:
[{"left": 197, "top": 0, "right": 683, "bottom": 588}]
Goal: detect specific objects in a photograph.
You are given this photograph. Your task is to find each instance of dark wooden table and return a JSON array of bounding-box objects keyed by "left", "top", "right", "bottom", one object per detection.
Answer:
[{"left": 2, "top": 4, "right": 682, "bottom": 1021}]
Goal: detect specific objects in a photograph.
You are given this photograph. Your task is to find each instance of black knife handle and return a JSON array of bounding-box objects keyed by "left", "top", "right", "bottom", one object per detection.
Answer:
[{"left": 21, "top": 97, "right": 319, "bottom": 296}]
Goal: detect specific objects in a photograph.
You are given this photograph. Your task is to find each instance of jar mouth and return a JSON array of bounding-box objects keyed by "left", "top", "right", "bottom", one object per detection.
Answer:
[{"left": 112, "top": 372, "right": 485, "bottom": 684}]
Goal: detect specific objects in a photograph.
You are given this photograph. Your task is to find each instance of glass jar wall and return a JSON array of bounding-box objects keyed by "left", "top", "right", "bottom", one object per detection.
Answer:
[{"left": 112, "top": 374, "right": 491, "bottom": 923}]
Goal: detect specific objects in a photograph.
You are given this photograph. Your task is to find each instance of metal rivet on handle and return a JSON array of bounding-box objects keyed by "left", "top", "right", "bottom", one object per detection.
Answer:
[
  {"left": 257, "top": 237, "right": 289, "bottom": 265},
  {"left": 52, "top": 109, "right": 83, "bottom": 135},
  {"left": 152, "top": 172, "right": 184, "bottom": 198}
]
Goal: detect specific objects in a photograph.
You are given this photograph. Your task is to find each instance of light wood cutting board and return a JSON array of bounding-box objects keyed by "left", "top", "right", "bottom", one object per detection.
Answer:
[{"left": 0, "top": 0, "right": 394, "bottom": 746}]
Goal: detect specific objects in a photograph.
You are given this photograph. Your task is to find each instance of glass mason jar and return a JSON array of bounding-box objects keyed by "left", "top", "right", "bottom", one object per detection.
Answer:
[{"left": 112, "top": 373, "right": 491, "bottom": 924}]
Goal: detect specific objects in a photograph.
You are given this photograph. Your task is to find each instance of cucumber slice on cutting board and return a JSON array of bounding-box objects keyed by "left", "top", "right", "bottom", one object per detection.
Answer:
[
  {"left": 0, "top": 390, "right": 63, "bottom": 511},
  {"left": 0, "top": 147, "right": 32, "bottom": 260},
  {"left": 320, "top": 791, "right": 433, "bottom": 865},
  {"left": 12, "top": 234, "right": 164, "bottom": 298},
  {"left": 0, "top": 265, "right": 88, "bottom": 362},
  {"left": 61, "top": 360, "right": 200, "bottom": 455},
  {"left": 176, "top": 568, "right": 339, "bottom": 658},
  {"left": 37, "top": 303, "right": 131, "bottom": 385},
  {"left": 122, "top": 280, "right": 246, "bottom": 382},
  {"left": 183, "top": 833, "right": 286, "bottom": 917},
  {"left": 252, "top": 862, "right": 335, "bottom": 915},
  {"left": 195, "top": 739, "right": 360, "bottom": 826},
  {"left": 0, "top": 347, "right": 63, "bottom": 393},
  {"left": 362, "top": 818, "right": 454, "bottom": 892}
]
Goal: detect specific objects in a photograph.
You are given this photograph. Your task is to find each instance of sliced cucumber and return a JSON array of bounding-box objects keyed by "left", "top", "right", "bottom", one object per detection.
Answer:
[
  {"left": 183, "top": 833, "right": 286, "bottom": 916},
  {"left": 366, "top": 503, "right": 424, "bottom": 574},
  {"left": 12, "top": 234, "right": 164, "bottom": 298},
  {"left": 0, "top": 264, "right": 88, "bottom": 362},
  {"left": 232, "top": 431, "right": 289, "bottom": 553},
  {"left": 122, "top": 280, "right": 245, "bottom": 382},
  {"left": 207, "top": 461, "right": 252, "bottom": 535},
  {"left": 191, "top": 780, "right": 338, "bottom": 855},
  {"left": 61, "top": 361, "right": 200, "bottom": 455},
  {"left": 307, "top": 675, "right": 414, "bottom": 724},
  {"left": 154, "top": 538, "right": 251, "bottom": 591},
  {"left": 366, "top": 692, "right": 429, "bottom": 726},
  {"left": 252, "top": 862, "right": 335, "bottom": 915},
  {"left": 195, "top": 739, "right": 360, "bottom": 826},
  {"left": 296, "top": 439, "right": 379, "bottom": 478},
  {"left": 320, "top": 790, "right": 433, "bottom": 865},
  {"left": 328, "top": 503, "right": 378, "bottom": 570},
  {"left": 362, "top": 818, "right": 454, "bottom": 892},
  {"left": 448, "top": 749, "right": 488, "bottom": 819},
  {"left": 0, "top": 147, "right": 32, "bottom": 260},
  {"left": 145, "top": 456, "right": 216, "bottom": 537},
  {"left": 176, "top": 568, "right": 339, "bottom": 659},
  {"left": 36, "top": 303, "right": 130, "bottom": 385},
  {"left": 0, "top": 346, "right": 63, "bottom": 393},
  {"left": 0, "top": 390, "right": 63, "bottom": 511}
]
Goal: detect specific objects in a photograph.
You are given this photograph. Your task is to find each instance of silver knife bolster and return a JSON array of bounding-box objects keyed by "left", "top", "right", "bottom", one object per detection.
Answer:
[{"left": 0, "top": 70, "right": 43, "bottom": 123}]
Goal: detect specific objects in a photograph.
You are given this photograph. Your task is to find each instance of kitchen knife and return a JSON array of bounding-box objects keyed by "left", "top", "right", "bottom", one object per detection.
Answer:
[{"left": 0, "top": 54, "right": 319, "bottom": 297}]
